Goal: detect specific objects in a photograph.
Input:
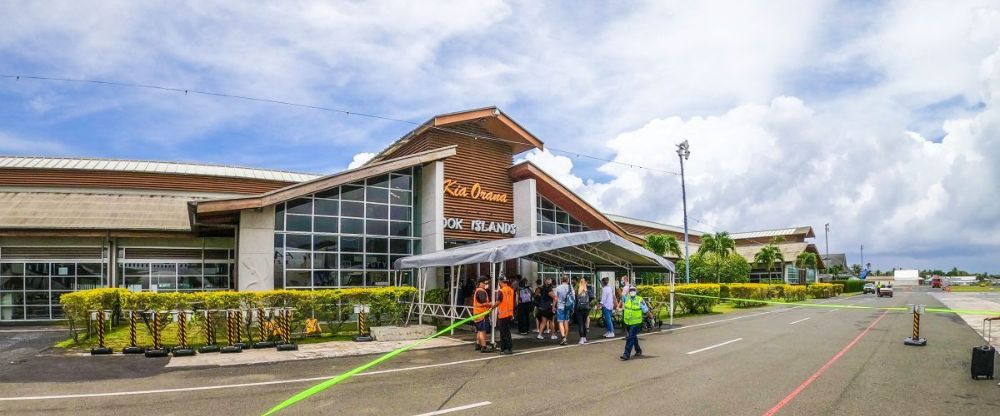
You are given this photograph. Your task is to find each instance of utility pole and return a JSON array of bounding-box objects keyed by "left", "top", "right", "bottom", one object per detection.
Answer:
[
  {"left": 677, "top": 140, "right": 691, "bottom": 284},
  {"left": 860, "top": 244, "right": 864, "bottom": 275},
  {"left": 824, "top": 223, "right": 830, "bottom": 261}
]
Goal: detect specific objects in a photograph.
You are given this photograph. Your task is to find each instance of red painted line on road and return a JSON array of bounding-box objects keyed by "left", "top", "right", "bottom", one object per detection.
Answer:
[{"left": 762, "top": 310, "right": 888, "bottom": 416}]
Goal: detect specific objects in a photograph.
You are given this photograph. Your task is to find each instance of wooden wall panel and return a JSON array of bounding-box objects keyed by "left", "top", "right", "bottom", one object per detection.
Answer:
[
  {"left": 426, "top": 127, "right": 515, "bottom": 242},
  {"left": 0, "top": 169, "right": 296, "bottom": 195}
]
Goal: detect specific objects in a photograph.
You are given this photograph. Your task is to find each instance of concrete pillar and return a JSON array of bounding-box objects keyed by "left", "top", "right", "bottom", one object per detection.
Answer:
[
  {"left": 238, "top": 206, "right": 275, "bottom": 291},
  {"left": 513, "top": 178, "right": 539, "bottom": 284},
  {"left": 419, "top": 161, "right": 445, "bottom": 289}
]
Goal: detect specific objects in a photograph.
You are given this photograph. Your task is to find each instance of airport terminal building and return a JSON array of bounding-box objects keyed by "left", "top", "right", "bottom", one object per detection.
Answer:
[{"left": 0, "top": 107, "right": 823, "bottom": 321}]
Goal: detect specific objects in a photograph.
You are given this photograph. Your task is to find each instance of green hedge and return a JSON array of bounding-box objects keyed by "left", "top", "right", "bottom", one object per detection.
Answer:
[
  {"left": 638, "top": 284, "right": 720, "bottom": 314},
  {"left": 831, "top": 279, "right": 864, "bottom": 293},
  {"left": 61, "top": 287, "right": 417, "bottom": 341},
  {"left": 807, "top": 283, "right": 835, "bottom": 299}
]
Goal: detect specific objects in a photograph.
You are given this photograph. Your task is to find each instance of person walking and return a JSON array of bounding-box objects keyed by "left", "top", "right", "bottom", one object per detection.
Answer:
[
  {"left": 515, "top": 277, "right": 534, "bottom": 335},
  {"left": 535, "top": 278, "right": 557, "bottom": 340},
  {"left": 620, "top": 286, "right": 648, "bottom": 361},
  {"left": 574, "top": 278, "right": 594, "bottom": 344},
  {"left": 496, "top": 278, "right": 515, "bottom": 354},
  {"left": 472, "top": 276, "right": 496, "bottom": 353},
  {"left": 599, "top": 277, "right": 617, "bottom": 337},
  {"left": 554, "top": 275, "right": 575, "bottom": 345}
]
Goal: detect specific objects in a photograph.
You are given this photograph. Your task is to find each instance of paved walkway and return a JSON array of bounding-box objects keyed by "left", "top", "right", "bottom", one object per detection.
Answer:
[
  {"left": 929, "top": 291, "right": 1000, "bottom": 348},
  {"left": 165, "top": 337, "right": 471, "bottom": 368}
]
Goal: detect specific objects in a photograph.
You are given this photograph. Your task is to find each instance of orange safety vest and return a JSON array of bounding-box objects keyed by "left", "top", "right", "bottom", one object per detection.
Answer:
[
  {"left": 472, "top": 287, "right": 490, "bottom": 322},
  {"left": 498, "top": 285, "right": 515, "bottom": 319}
]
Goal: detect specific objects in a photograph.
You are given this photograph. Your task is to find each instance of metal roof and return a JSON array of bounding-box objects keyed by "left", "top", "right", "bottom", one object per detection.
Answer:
[
  {"left": 729, "top": 226, "right": 814, "bottom": 240},
  {"left": 0, "top": 192, "right": 197, "bottom": 231},
  {"left": 605, "top": 214, "right": 706, "bottom": 236},
  {"left": 0, "top": 156, "right": 320, "bottom": 182}
]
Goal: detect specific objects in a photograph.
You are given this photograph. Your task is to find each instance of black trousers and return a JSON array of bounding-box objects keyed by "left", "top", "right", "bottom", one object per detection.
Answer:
[
  {"left": 515, "top": 303, "right": 533, "bottom": 333},
  {"left": 497, "top": 317, "right": 513, "bottom": 352},
  {"left": 574, "top": 309, "right": 589, "bottom": 338}
]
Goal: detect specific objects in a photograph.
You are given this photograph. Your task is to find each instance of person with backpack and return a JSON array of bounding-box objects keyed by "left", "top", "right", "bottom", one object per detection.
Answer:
[
  {"left": 620, "top": 286, "right": 649, "bottom": 361},
  {"left": 554, "top": 275, "right": 575, "bottom": 345},
  {"left": 574, "top": 278, "right": 594, "bottom": 344},
  {"left": 535, "top": 278, "right": 556, "bottom": 340},
  {"left": 515, "top": 277, "right": 534, "bottom": 335}
]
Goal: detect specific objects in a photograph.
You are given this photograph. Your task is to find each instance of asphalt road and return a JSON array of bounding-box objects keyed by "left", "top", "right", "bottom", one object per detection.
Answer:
[{"left": 1, "top": 287, "right": 998, "bottom": 416}]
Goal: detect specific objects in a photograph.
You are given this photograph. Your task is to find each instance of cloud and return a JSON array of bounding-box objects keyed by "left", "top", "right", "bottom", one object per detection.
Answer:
[
  {"left": 0, "top": 131, "right": 68, "bottom": 155},
  {"left": 526, "top": 46, "right": 1000, "bottom": 272},
  {"left": 347, "top": 152, "right": 376, "bottom": 169}
]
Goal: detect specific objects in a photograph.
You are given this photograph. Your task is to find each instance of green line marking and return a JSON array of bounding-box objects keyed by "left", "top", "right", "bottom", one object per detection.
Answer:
[
  {"left": 262, "top": 310, "right": 490, "bottom": 416},
  {"left": 674, "top": 293, "right": 1000, "bottom": 316}
]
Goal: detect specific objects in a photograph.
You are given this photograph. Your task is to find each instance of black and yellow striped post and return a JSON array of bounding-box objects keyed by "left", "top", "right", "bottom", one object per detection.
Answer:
[
  {"left": 354, "top": 304, "right": 373, "bottom": 342},
  {"left": 904, "top": 304, "right": 927, "bottom": 346},
  {"left": 145, "top": 311, "right": 169, "bottom": 357},
  {"left": 90, "top": 310, "right": 113, "bottom": 355},
  {"left": 122, "top": 310, "right": 144, "bottom": 354},
  {"left": 253, "top": 307, "right": 275, "bottom": 349},
  {"left": 276, "top": 307, "right": 298, "bottom": 351},
  {"left": 199, "top": 310, "right": 221, "bottom": 353},
  {"left": 172, "top": 310, "right": 196, "bottom": 357},
  {"left": 233, "top": 309, "right": 247, "bottom": 349},
  {"left": 221, "top": 309, "right": 243, "bottom": 353}
]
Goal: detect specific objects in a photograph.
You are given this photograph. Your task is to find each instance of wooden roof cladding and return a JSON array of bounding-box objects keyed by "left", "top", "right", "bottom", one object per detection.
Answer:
[
  {"left": 0, "top": 168, "right": 295, "bottom": 195},
  {"left": 195, "top": 146, "right": 457, "bottom": 214},
  {"left": 365, "top": 107, "right": 544, "bottom": 165},
  {"left": 435, "top": 129, "right": 516, "bottom": 241},
  {"left": 617, "top": 222, "right": 701, "bottom": 244},
  {"left": 509, "top": 162, "right": 645, "bottom": 246}
]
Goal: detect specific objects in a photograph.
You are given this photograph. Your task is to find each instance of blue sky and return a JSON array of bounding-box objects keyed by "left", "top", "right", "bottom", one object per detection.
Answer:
[{"left": 2, "top": 1, "right": 999, "bottom": 272}]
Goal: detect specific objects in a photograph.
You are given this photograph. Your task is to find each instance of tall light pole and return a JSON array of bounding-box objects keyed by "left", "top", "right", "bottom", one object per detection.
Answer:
[
  {"left": 860, "top": 244, "right": 864, "bottom": 276},
  {"left": 824, "top": 223, "right": 830, "bottom": 259},
  {"left": 670, "top": 139, "right": 690, "bottom": 328},
  {"left": 677, "top": 140, "right": 691, "bottom": 283}
]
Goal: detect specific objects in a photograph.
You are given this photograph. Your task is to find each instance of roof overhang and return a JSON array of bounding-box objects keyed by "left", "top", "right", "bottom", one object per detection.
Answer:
[
  {"left": 366, "top": 107, "right": 543, "bottom": 165},
  {"left": 509, "top": 161, "right": 645, "bottom": 246},
  {"left": 395, "top": 230, "right": 673, "bottom": 272},
  {"left": 196, "top": 146, "right": 457, "bottom": 214}
]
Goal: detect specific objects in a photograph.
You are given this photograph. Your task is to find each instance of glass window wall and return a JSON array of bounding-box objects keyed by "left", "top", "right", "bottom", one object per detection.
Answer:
[{"left": 274, "top": 168, "right": 419, "bottom": 289}]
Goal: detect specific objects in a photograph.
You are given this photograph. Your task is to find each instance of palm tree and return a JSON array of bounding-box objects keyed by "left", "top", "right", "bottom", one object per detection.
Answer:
[
  {"left": 698, "top": 231, "right": 735, "bottom": 283},
  {"left": 754, "top": 244, "right": 784, "bottom": 284},
  {"left": 645, "top": 234, "right": 682, "bottom": 258},
  {"left": 796, "top": 252, "right": 818, "bottom": 283}
]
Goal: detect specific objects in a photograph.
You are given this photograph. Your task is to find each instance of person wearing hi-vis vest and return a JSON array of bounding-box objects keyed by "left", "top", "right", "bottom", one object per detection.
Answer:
[
  {"left": 496, "top": 278, "right": 516, "bottom": 354},
  {"left": 472, "top": 276, "right": 497, "bottom": 353},
  {"left": 620, "top": 286, "right": 648, "bottom": 361}
]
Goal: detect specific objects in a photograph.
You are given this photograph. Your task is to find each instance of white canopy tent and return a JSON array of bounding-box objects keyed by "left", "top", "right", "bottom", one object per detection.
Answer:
[{"left": 394, "top": 230, "right": 677, "bottom": 343}]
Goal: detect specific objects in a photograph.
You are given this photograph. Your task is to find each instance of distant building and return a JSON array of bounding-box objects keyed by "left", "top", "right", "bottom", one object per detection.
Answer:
[
  {"left": 893, "top": 269, "right": 922, "bottom": 286},
  {"left": 946, "top": 276, "right": 979, "bottom": 286}
]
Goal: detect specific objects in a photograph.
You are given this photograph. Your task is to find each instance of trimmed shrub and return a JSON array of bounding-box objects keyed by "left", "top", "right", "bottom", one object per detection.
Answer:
[
  {"left": 831, "top": 284, "right": 844, "bottom": 296},
  {"left": 638, "top": 284, "right": 720, "bottom": 314},
  {"left": 807, "top": 283, "right": 835, "bottom": 299},
  {"left": 783, "top": 285, "right": 807, "bottom": 301},
  {"left": 59, "top": 288, "right": 129, "bottom": 341},
  {"left": 831, "top": 279, "right": 864, "bottom": 293},
  {"left": 727, "top": 283, "right": 769, "bottom": 307}
]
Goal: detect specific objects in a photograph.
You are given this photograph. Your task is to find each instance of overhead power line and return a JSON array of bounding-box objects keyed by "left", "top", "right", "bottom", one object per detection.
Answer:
[{"left": 1, "top": 74, "right": 679, "bottom": 176}]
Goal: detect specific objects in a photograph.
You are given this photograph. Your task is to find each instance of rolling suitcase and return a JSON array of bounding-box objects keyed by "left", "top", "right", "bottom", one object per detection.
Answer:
[{"left": 971, "top": 318, "right": 995, "bottom": 380}]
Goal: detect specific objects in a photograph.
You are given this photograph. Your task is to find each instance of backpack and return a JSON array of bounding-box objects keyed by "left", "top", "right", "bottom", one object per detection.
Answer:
[
  {"left": 536, "top": 287, "right": 552, "bottom": 309},
  {"left": 518, "top": 287, "right": 533, "bottom": 303},
  {"left": 563, "top": 288, "right": 576, "bottom": 310},
  {"left": 575, "top": 289, "right": 591, "bottom": 310}
]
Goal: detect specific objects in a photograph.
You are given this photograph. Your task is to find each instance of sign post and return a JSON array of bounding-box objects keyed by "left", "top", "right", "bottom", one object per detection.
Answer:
[
  {"left": 90, "top": 310, "right": 113, "bottom": 355},
  {"left": 276, "top": 307, "right": 299, "bottom": 351},
  {"left": 904, "top": 304, "right": 927, "bottom": 346},
  {"left": 172, "top": 310, "right": 196, "bottom": 357},
  {"left": 199, "top": 310, "right": 221, "bottom": 353},
  {"left": 144, "top": 311, "right": 169, "bottom": 357},
  {"left": 122, "top": 310, "right": 144, "bottom": 354},
  {"left": 354, "top": 304, "right": 373, "bottom": 342}
]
